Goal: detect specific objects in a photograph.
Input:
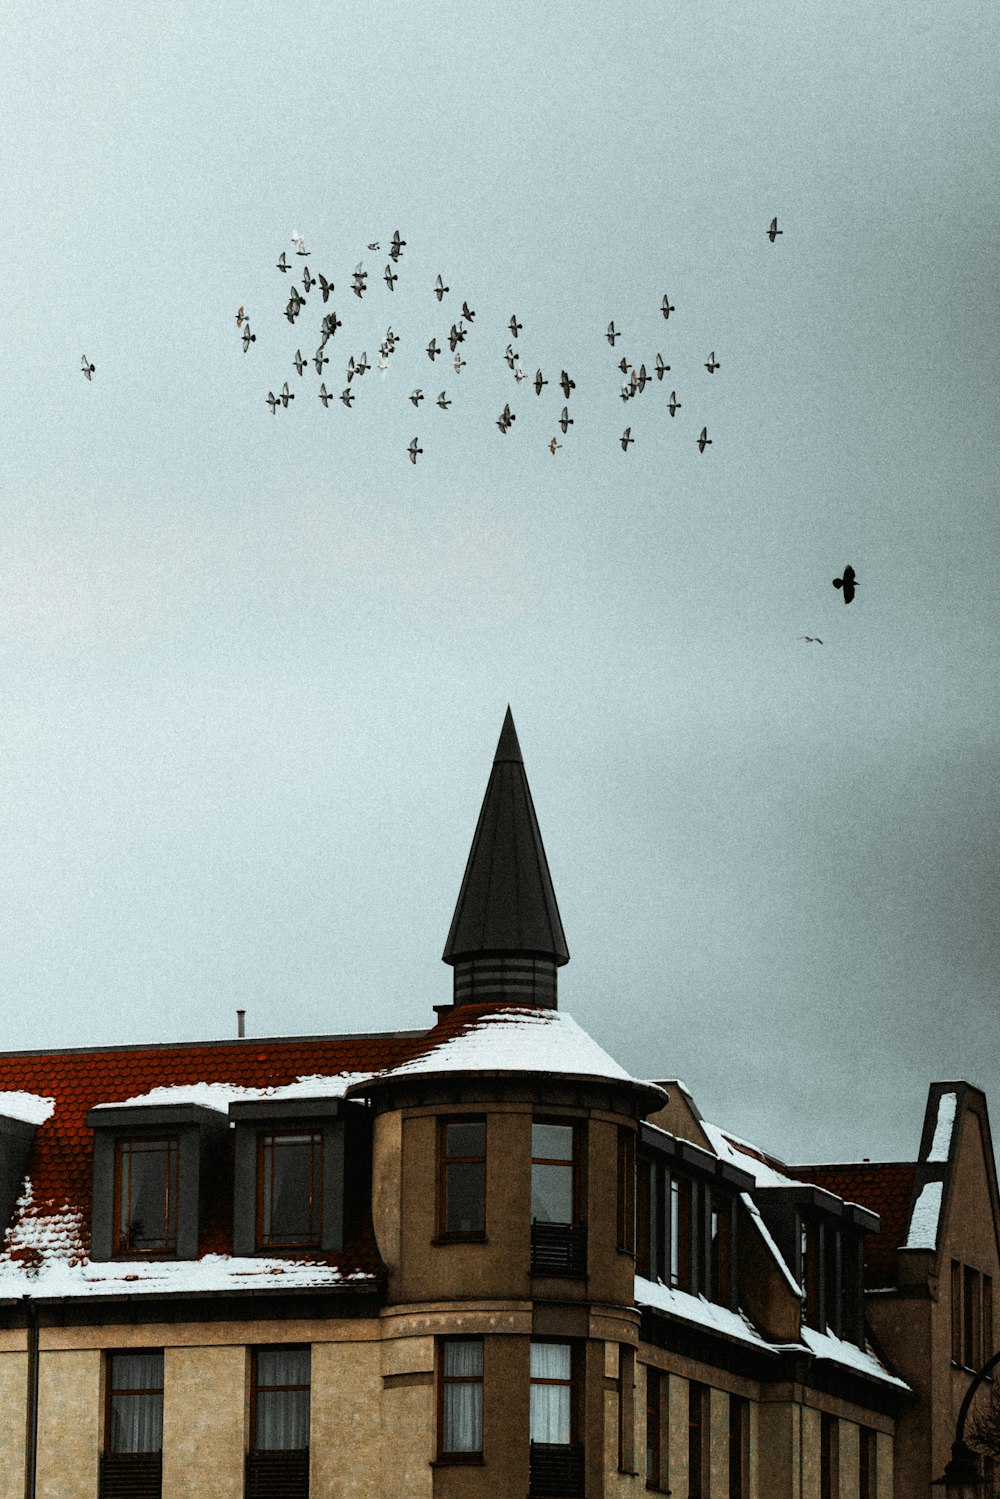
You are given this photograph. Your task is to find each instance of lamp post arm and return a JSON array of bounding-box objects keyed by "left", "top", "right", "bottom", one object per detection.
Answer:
[{"left": 956, "top": 1348, "right": 1000, "bottom": 1450}]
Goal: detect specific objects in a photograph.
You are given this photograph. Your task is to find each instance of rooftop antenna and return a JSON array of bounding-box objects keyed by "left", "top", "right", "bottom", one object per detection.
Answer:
[{"left": 236, "top": 1009, "right": 246, "bottom": 1039}]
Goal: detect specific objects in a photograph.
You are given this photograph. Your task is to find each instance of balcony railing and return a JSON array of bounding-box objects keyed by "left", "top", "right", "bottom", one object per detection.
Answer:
[
  {"left": 529, "top": 1441, "right": 585, "bottom": 1498},
  {"left": 98, "top": 1453, "right": 162, "bottom": 1499},
  {"left": 531, "top": 1220, "right": 587, "bottom": 1277},
  {"left": 245, "top": 1449, "right": 309, "bottom": 1499}
]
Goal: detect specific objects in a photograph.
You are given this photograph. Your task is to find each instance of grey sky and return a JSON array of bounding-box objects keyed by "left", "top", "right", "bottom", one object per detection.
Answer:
[{"left": 1, "top": 1, "right": 998, "bottom": 1164}]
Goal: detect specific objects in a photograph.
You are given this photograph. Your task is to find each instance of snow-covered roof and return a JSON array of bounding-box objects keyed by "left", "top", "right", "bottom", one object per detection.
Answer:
[
  {"left": 928, "top": 1091, "right": 958, "bottom": 1163},
  {"left": 740, "top": 1191, "right": 802, "bottom": 1297},
  {"left": 634, "top": 1275, "right": 775, "bottom": 1351},
  {"left": 903, "top": 1179, "right": 943, "bottom": 1249},
  {"left": 0, "top": 1091, "right": 55, "bottom": 1126},
  {"left": 799, "top": 1326, "right": 910, "bottom": 1390},
  {"left": 90, "top": 1074, "right": 374, "bottom": 1114},
  {"left": 699, "top": 1120, "right": 800, "bottom": 1188}
]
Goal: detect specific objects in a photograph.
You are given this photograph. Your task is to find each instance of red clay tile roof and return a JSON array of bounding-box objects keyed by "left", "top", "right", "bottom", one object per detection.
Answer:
[
  {"left": 0, "top": 1029, "right": 426, "bottom": 1277},
  {"left": 789, "top": 1162, "right": 918, "bottom": 1287}
]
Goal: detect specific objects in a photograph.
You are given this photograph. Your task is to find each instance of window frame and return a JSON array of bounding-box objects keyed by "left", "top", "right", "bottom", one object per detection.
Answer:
[
  {"left": 531, "top": 1119, "right": 583, "bottom": 1228},
  {"left": 728, "top": 1394, "right": 749, "bottom": 1499},
  {"left": 529, "top": 1339, "right": 581, "bottom": 1446},
  {"left": 436, "top": 1336, "right": 485, "bottom": 1464},
  {"left": 104, "top": 1349, "right": 165, "bottom": 1457},
  {"left": 670, "top": 1175, "right": 693, "bottom": 1292},
  {"left": 255, "top": 1129, "right": 324, "bottom": 1252},
  {"left": 112, "top": 1136, "right": 180, "bottom": 1257},
  {"left": 859, "top": 1425, "right": 878, "bottom": 1499},
  {"left": 820, "top": 1412, "right": 838, "bottom": 1499},
  {"left": 687, "top": 1381, "right": 708, "bottom": 1499},
  {"left": 437, "top": 1116, "right": 487, "bottom": 1243},
  {"left": 249, "top": 1345, "right": 312, "bottom": 1455},
  {"left": 617, "top": 1127, "right": 636, "bottom": 1255},
  {"left": 645, "top": 1366, "right": 663, "bottom": 1491}
]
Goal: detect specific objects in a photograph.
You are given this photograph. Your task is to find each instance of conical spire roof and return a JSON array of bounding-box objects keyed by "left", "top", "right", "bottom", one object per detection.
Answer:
[{"left": 443, "top": 708, "right": 569, "bottom": 967}]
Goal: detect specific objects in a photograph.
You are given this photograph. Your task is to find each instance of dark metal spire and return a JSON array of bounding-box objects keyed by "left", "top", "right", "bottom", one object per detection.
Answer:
[{"left": 443, "top": 708, "right": 568, "bottom": 1008}]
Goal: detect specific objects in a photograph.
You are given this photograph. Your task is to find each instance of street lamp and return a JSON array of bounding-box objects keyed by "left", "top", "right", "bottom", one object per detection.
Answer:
[{"left": 933, "top": 1349, "right": 1000, "bottom": 1498}]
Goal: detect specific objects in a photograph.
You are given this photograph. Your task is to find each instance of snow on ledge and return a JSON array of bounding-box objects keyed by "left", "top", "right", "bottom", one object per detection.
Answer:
[
  {"left": 698, "top": 1120, "right": 799, "bottom": 1188},
  {"left": 800, "top": 1326, "right": 909, "bottom": 1390},
  {"left": 0, "top": 1091, "right": 55, "bottom": 1126},
  {"left": 90, "top": 1074, "right": 375, "bottom": 1113},
  {"left": 928, "top": 1092, "right": 958, "bottom": 1163},
  {"left": 376, "top": 1008, "right": 639, "bottom": 1086},
  {"left": 634, "top": 1275, "right": 774, "bottom": 1351},
  {"left": 0, "top": 1253, "right": 376, "bottom": 1300},
  {"left": 904, "top": 1179, "right": 943, "bottom": 1249}
]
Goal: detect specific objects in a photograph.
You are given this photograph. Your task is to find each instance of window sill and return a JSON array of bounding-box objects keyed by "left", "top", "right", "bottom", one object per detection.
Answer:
[
  {"left": 432, "top": 1233, "right": 488, "bottom": 1246},
  {"left": 431, "top": 1454, "right": 485, "bottom": 1467}
]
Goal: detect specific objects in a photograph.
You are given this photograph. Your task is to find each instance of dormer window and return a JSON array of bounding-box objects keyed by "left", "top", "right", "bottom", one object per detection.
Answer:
[
  {"left": 258, "top": 1132, "right": 323, "bottom": 1250},
  {"left": 114, "top": 1137, "right": 179, "bottom": 1255}
]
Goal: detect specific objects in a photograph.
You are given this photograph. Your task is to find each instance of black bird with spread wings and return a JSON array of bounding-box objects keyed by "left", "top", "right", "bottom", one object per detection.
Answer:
[
  {"left": 437, "top": 391, "right": 451, "bottom": 410},
  {"left": 427, "top": 339, "right": 440, "bottom": 361},
  {"left": 655, "top": 353, "right": 669, "bottom": 381},
  {"left": 434, "top": 275, "right": 449, "bottom": 302},
  {"left": 607, "top": 322, "right": 619, "bottom": 346},
  {"left": 697, "top": 427, "right": 711, "bottom": 452},
  {"left": 833, "top": 565, "right": 857, "bottom": 604},
  {"left": 667, "top": 391, "right": 681, "bottom": 417},
  {"left": 560, "top": 370, "right": 575, "bottom": 399},
  {"left": 559, "top": 407, "right": 573, "bottom": 434},
  {"left": 302, "top": 267, "right": 315, "bottom": 294},
  {"left": 384, "top": 265, "right": 398, "bottom": 291},
  {"left": 242, "top": 325, "right": 255, "bottom": 352},
  {"left": 461, "top": 300, "right": 475, "bottom": 322},
  {"left": 534, "top": 370, "right": 548, "bottom": 396},
  {"left": 705, "top": 352, "right": 720, "bottom": 374},
  {"left": 318, "top": 274, "right": 334, "bottom": 302},
  {"left": 508, "top": 314, "right": 522, "bottom": 338},
  {"left": 390, "top": 230, "right": 406, "bottom": 262},
  {"left": 319, "top": 383, "right": 334, "bottom": 407},
  {"left": 276, "top": 251, "right": 290, "bottom": 273},
  {"left": 661, "top": 293, "right": 675, "bottom": 319},
  {"left": 620, "top": 427, "right": 633, "bottom": 451},
  {"left": 408, "top": 437, "right": 422, "bottom": 462},
  {"left": 81, "top": 355, "right": 95, "bottom": 380},
  {"left": 293, "top": 350, "right": 306, "bottom": 376},
  {"left": 767, "top": 217, "right": 783, "bottom": 242}
]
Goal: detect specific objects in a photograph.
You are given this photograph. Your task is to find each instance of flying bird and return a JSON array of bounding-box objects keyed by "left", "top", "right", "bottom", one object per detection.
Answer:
[
  {"left": 319, "top": 383, "right": 334, "bottom": 407},
  {"left": 318, "top": 274, "right": 334, "bottom": 302},
  {"left": 368, "top": 241, "right": 380, "bottom": 252},
  {"left": 434, "top": 275, "right": 449, "bottom": 302},
  {"left": 390, "top": 230, "right": 406, "bottom": 262},
  {"left": 661, "top": 293, "right": 675, "bottom": 319},
  {"left": 767, "top": 217, "right": 783, "bottom": 242},
  {"left": 620, "top": 385, "right": 632, "bottom": 403},
  {"left": 607, "top": 322, "right": 619, "bottom": 346},
  {"left": 497, "top": 403, "right": 515, "bottom": 433},
  {"left": 322, "top": 311, "right": 342, "bottom": 338},
  {"left": 346, "top": 355, "right": 356, "bottom": 382},
  {"left": 559, "top": 407, "right": 573, "bottom": 434},
  {"left": 453, "top": 353, "right": 466, "bottom": 374},
  {"left": 534, "top": 370, "right": 548, "bottom": 396},
  {"left": 697, "top": 427, "right": 711, "bottom": 452},
  {"left": 655, "top": 353, "right": 669, "bottom": 381},
  {"left": 560, "top": 370, "right": 575, "bottom": 399},
  {"left": 427, "top": 339, "right": 440, "bottom": 361},
  {"left": 410, "top": 389, "right": 424, "bottom": 406},
  {"left": 514, "top": 365, "right": 528, "bottom": 383},
  {"left": 508, "top": 314, "right": 522, "bottom": 338},
  {"left": 408, "top": 437, "right": 422, "bottom": 463},
  {"left": 293, "top": 350, "right": 306, "bottom": 376},
  {"left": 313, "top": 348, "right": 328, "bottom": 374},
  {"left": 235, "top": 306, "right": 246, "bottom": 328},
  {"left": 620, "top": 427, "right": 634, "bottom": 451},
  {"left": 280, "top": 381, "right": 294, "bottom": 408},
  {"left": 460, "top": 300, "right": 475, "bottom": 322},
  {"left": 81, "top": 355, "right": 95, "bottom": 380},
  {"left": 377, "top": 354, "right": 389, "bottom": 375},
  {"left": 618, "top": 358, "right": 629, "bottom": 375},
  {"left": 800, "top": 636, "right": 823, "bottom": 644},
  {"left": 667, "top": 390, "right": 681, "bottom": 417},
  {"left": 354, "top": 353, "right": 369, "bottom": 377},
  {"left": 276, "top": 251, "right": 290, "bottom": 273},
  {"left": 833, "top": 565, "right": 857, "bottom": 604},
  {"left": 705, "top": 352, "right": 720, "bottom": 374},
  {"left": 302, "top": 267, "right": 315, "bottom": 294},
  {"left": 242, "top": 325, "right": 255, "bottom": 352},
  {"left": 291, "top": 231, "right": 309, "bottom": 257},
  {"left": 635, "top": 364, "right": 649, "bottom": 393},
  {"left": 266, "top": 391, "right": 278, "bottom": 414},
  {"left": 437, "top": 391, "right": 451, "bottom": 410},
  {"left": 384, "top": 264, "right": 398, "bottom": 291},
  {"left": 504, "top": 344, "right": 516, "bottom": 370},
  {"left": 548, "top": 437, "right": 562, "bottom": 455},
  {"left": 340, "top": 388, "right": 355, "bottom": 407}
]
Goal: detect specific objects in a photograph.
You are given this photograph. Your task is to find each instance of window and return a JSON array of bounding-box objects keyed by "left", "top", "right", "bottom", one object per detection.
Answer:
[
  {"left": 859, "top": 1426, "right": 877, "bottom": 1499},
  {"left": 966, "top": 1265, "right": 984, "bottom": 1369},
  {"left": 800, "top": 1217, "right": 821, "bottom": 1330},
  {"left": 617, "top": 1345, "right": 635, "bottom": 1473},
  {"left": 438, "top": 1339, "right": 483, "bottom": 1459},
  {"left": 952, "top": 1260, "right": 964, "bottom": 1363},
  {"left": 710, "top": 1190, "right": 732, "bottom": 1307},
  {"left": 529, "top": 1342, "right": 584, "bottom": 1497},
  {"left": 618, "top": 1128, "right": 636, "bottom": 1254},
  {"left": 645, "top": 1368, "right": 663, "bottom": 1490},
  {"left": 729, "top": 1396, "right": 749, "bottom": 1499},
  {"left": 532, "top": 1123, "right": 577, "bottom": 1224},
  {"left": 114, "top": 1139, "right": 179, "bottom": 1255},
  {"left": 820, "top": 1413, "right": 838, "bottom": 1499},
  {"left": 688, "top": 1383, "right": 708, "bottom": 1499},
  {"left": 670, "top": 1177, "right": 692, "bottom": 1291},
  {"left": 257, "top": 1133, "right": 323, "bottom": 1249},
  {"left": 106, "top": 1352, "right": 164, "bottom": 1455},
  {"left": 439, "top": 1120, "right": 486, "bottom": 1238},
  {"left": 251, "top": 1347, "right": 311, "bottom": 1451},
  {"left": 952, "top": 1260, "right": 994, "bottom": 1369}
]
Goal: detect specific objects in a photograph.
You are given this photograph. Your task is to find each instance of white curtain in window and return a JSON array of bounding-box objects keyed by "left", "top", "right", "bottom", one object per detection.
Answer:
[
  {"left": 109, "top": 1353, "right": 163, "bottom": 1454},
  {"left": 530, "top": 1343, "right": 571, "bottom": 1444},
  {"left": 442, "top": 1341, "right": 483, "bottom": 1452},
  {"left": 256, "top": 1348, "right": 311, "bottom": 1451}
]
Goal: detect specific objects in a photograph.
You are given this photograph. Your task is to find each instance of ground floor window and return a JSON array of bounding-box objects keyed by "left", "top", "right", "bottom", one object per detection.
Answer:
[{"left": 438, "top": 1338, "right": 484, "bottom": 1457}]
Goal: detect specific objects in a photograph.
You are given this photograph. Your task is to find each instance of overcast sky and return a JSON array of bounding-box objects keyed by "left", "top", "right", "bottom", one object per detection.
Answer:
[{"left": 1, "top": 1, "right": 997, "bottom": 1164}]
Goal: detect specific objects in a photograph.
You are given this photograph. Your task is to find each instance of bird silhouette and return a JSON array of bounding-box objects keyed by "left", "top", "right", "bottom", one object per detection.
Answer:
[
  {"left": 534, "top": 370, "right": 548, "bottom": 396},
  {"left": 559, "top": 407, "right": 573, "bottom": 434},
  {"left": 661, "top": 293, "right": 675, "bottom": 319},
  {"left": 434, "top": 275, "right": 449, "bottom": 302},
  {"left": 408, "top": 437, "right": 422, "bottom": 462},
  {"left": 800, "top": 636, "right": 823, "bottom": 644},
  {"left": 235, "top": 306, "right": 246, "bottom": 328},
  {"left": 266, "top": 391, "right": 278, "bottom": 414},
  {"left": 549, "top": 437, "right": 562, "bottom": 455},
  {"left": 293, "top": 350, "right": 306, "bottom": 376},
  {"left": 354, "top": 353, "right": 369, "bottom": 377},
  {"left": 560, "top": 370, "right": 575, "bottom": 399},
  {"left": 508, "top": 314, "right": 522, "bottom": 338},
  {"left": 302, "top": 267, "right": 315, "bottom": 294},
  {"left": 705, "top": 352, "right": 720, "bottom": 374},
  {"left": 453, "top": 353, "right": 466, "bottom": 374},
  {"left": 497, "top": 403, "right": 515, "bottom": 433},
  {"left": 313, "top": 348, "right": 328, "bottom": 374},
  {"left": 636, "top": 364, "right": 649, "bottom": 393},
  {"left": 384, "top": 265, "right": 397, "bottom": 292},
  {"left": 833, "top": 565, "right": 857, "bottom": 604},
  {"left": 319, "top": 383, "right": 334, "bottom": 407},
  {"left": 437, "top": 391, "right": 451, "bottom": 410},
  {"left": 427, "top": 339, "right": 440, "bottom": 361},
  {"left": 242, "top": 325, "right": 255, "bottom": 352},
  {"left": 504, "top": 344, "right": 516, "bottom": 370},
  {"left": 291, "top": 231, "right": 309, "bottom": 256},
  {"left": 410, "top": 389, "right": 424, "bottom": 406},
  {"left": 368, "top": 241, "right": 380, "bottom": 252},
  {"left": 514, "top": 365, "right": 528, "bottom": 383},
  {"left": 81, "top": 355, "right": 95, "bottom": 380},
  {"left": 667, "top": 391, "right": 681, "bottom": 417},
  {"left": 322, "top": 311, "right": 342, "bottom": 339},
  {"left": 655, "top": 353, "right": 669, "bottom": 381},
  {"left": 346, "top": 355, "right": 356, "bottom": 382},
  {"left": 767, "top": 217, "right": 783, "bottom": 242},
  {"left": 618, "top": 358, "right": 629, "bottom": 375},
  {"left": 620, "top": 427, "right": 634, "bottom": 451},
  {"left": 340, "top": 388, "right": 354, "bottom": 407},
  {"left": 461, "top": 300, "right": 475, "bottom": 322},
  {"left": 607, "top": 322, "right": 619, "bottom": 346},
  {"left": 390, "top": 231, "right": 406, "bottom": 262},
  {"left": 276, "top": 252, "right": 290, "bottom": 273},
  {"left": 280, "top": 382, "right": 294, "bottom": 408},
  {"left": 318, "top": 274, "right": 334, "bottom": 303},
  {"left": 696, "top": 427, "right": 711, "bottom": 452}
]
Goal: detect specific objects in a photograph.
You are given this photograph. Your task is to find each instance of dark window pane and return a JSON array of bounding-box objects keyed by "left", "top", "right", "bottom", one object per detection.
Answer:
[
  {"left": 108, "top": 1352, "right": 163, "bottom": 1455},
  {"left": 446, "top": 1161, "right": 485, "bottom": 1233},
  {"left": 532, "top": 1163, "right": 574, "bottom": 1224},
  {"left": 257, "top": 1348, "right": 311, "bottom": 1387},
  {"left": 117, "top": 1140, "right": 178, "bottom": 1254},
  {"left": 532, "top": 1124, "right": 573, "bottom": 1163},
  {"left": 260, "top": 1134, "right": 322, "bottom": 1247},
  {"left": 447, "top": 1122, "right": 485, "bottom": 1158}
]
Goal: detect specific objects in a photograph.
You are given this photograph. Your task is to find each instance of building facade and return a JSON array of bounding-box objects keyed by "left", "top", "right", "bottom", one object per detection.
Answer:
[{"left": 0, "top": 710, "right": 994, "bottom": 1499}]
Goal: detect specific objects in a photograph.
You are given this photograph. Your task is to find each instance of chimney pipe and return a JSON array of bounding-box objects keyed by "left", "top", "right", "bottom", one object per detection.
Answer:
[{"left": 236, "top": 1010, "right": 246, "bottom": 1039}]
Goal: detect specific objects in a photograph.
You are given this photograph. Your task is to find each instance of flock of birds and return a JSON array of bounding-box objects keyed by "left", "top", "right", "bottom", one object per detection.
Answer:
[{"left": 80, "top": 216, "right": 858, "bottom": 624}]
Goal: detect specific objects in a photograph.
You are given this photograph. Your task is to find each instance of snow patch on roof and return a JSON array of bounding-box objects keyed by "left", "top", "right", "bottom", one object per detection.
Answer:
[
  {"left": 740, "top": 1192, "right": 802, "bottom": 1297},
  {"left": 0, "top": 1091, "right": 56, "bottom": 1126},
  {"left": 800, "top": 1326, "right": 909, "bottom": 1390},
  {"left": 928, "top": 1092, "right": 958, "bottom": 1163},
  {"left": 376, "top": 1008, "right": 637, "bottom": 1085},
  {"left": 699, "top": 1120, "right": 798, "bottom": 1187},
  {"left": 634, "top": 1276, "right": 774, "bottom": 1350},
  {"left": 91, "top": 1073, "right": 375, "bottom": 1113},
  {"left": 0, "top": 1252, "right": 375, "bottom": 1300},
  {"left": 904, "top": 1179, "right": 943, "bottom": 1249}
]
